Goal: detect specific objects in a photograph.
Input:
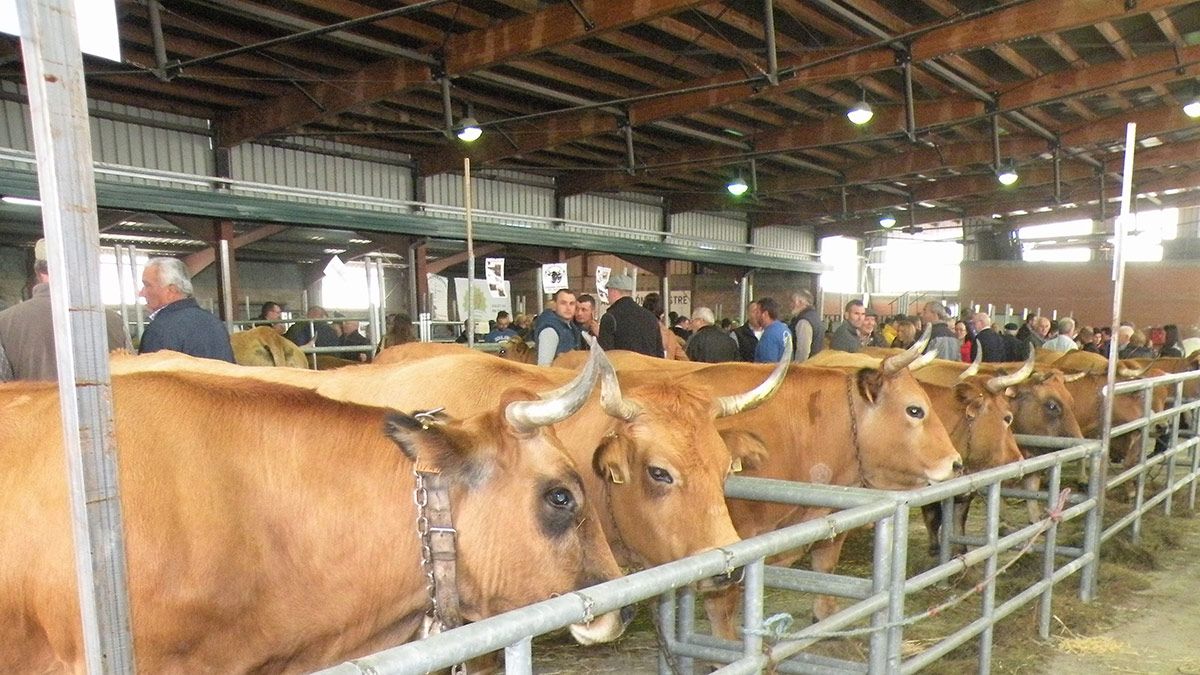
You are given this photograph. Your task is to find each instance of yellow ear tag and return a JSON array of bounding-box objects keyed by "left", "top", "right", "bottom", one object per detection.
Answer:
[
  {"left": 608, "top": 468, "right": 624, "bottom": 484},
  {"left": 731, "top": 457, "right": 743, "bottom": 473}
]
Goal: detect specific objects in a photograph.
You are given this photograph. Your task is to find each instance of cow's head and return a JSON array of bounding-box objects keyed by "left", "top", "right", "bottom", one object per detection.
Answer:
[
  {"left": 590, "top": 338, "right": 792, "bottom": 571},
  {"left": 385, "top": 342, "right": 628, "bottom": 644},
  {"left": 852, "top": 335, "right": 962, "bottom": 488},
  {"left": 947, "top": 376, "right": 1023, "bottom": 471}
]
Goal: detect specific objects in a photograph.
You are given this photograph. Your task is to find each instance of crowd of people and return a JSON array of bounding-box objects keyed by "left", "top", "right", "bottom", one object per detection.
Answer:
[{"left": 3, "top": 241, "right": 1190, "bottom": 382}]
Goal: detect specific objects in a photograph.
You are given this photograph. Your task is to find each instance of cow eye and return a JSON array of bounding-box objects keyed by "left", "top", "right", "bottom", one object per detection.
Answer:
[
  {"left": 1046, "top": 401, "right": 1061, "bottom": 414},
  {"left": 648, "top": 466, "right": 674, "bottom": 484},
  {"left": 905, "top": 405, "right": 925, "bottom": 419},
  {"left": 1003, "top": 413, "right": 1014, "bottom": 426},
  {"left": 544, "top": 487, "right": 575, "bottom": 509}
]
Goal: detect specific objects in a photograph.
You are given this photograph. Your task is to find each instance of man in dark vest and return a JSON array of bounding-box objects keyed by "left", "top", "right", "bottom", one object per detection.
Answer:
[
  {"left": 788, "top": 289, "right": 824, "bottom": 362},
  {"left": 598, "top": 274, "right": 662, "bottom": 357},
  {"left": 533, "top": 289, "right": 581, "bottom": 366}
]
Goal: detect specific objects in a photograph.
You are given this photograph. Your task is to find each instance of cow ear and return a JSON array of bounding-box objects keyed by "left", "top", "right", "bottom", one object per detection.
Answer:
[
  {"left": 384, "top": 411, "right": 480, "bottom": 479},
  {"left": 856, "top": 369, "right": 885, "bottom": 404},
  {"left": 592, "top": 434, "right": 631, "bottom": 485},
  {"left": 720, "top": 430, "right": 769, "bottom": 472},
  {"left": 952, "top": 384, "right": 983, "bottom": 419}
]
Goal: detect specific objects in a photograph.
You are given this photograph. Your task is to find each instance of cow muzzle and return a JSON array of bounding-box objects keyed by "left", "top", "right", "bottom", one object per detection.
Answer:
[{"left": 569, "top": 604, "right": 634, "bottom": 645}]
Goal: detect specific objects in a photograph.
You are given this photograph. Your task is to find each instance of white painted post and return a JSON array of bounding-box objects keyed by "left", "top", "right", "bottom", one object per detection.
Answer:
[{"left": 16, "top": 0, "right": 135, "bottom": 669}]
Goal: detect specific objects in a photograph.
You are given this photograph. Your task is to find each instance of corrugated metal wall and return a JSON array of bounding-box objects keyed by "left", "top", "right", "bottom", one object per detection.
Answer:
[
  {"left": 752, "top": 225, "right": 817, "bottom": 257},
  {"left": 669, "top": 211, "right": 747, "bottom": 252},
  {"left": 564, "top": 192, "right": 663, "bottom": 241},
  {"left": 0, "top": 82, "right": 213, "bottom": 186},
  {"left": 424, "top": 170, "right": 555, "bottom": 226},
  {"left": 228, "top": 137, "right": 412, "bottom": 209}
]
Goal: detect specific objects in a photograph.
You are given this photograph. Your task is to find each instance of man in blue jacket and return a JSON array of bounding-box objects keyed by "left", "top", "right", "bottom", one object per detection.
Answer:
[{"left": 138, "top": 257, "right": 234, "bottom": 363}]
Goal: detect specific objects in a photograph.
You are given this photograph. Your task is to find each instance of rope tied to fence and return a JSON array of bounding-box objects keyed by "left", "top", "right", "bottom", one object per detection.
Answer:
[{"left": 749, "top": 488, "right": 1073, "bottom": 642}]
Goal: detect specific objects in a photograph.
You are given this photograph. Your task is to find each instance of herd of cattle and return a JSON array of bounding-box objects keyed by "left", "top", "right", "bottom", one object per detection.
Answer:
[{"left": 1, "top": 324, "right": 1193, "bottom": 671}]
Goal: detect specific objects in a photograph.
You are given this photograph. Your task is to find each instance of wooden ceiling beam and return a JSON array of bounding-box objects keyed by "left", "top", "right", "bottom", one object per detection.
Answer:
[{"left": 213, "top": 0, "right": 708, "bottom": 147}]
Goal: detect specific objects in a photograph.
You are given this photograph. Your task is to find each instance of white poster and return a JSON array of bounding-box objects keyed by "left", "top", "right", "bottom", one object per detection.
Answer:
[
  {"left": 427, "top": 273, "right": 450, "bottom": 322},
  {"left": 541, "top": 263, "right": 568, "bottom": 294},
  {"left": 484, "top": 257, "right": 506, "bottom": 298},
  {"left": 633, "top": 290, "right": 691, "bottom": 319},
  {"left": 594, "top": 266, "right": 611, "bottom": 305},
  {"left": 455, "top": 278, "right": 513, "bottom": 324}
]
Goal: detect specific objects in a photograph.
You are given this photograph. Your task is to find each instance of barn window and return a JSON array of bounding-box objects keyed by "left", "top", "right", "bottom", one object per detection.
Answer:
[
  {"left": 320, "top": 260, "right": 381, "bottom": 311},
  {"left": 819, "top": 236, "right": 860, "bottom": 293},
  {"left": 875, "top": 228, "right": 963, "bottom": 293},
  {"left": 98, "top": 248, "right": 147, "bottom": 306}
]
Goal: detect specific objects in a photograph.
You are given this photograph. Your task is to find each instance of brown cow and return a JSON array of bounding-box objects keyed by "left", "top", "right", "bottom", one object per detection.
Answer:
[
  {"left": 811, "top": 349, "right": 1027, "bottom": 555},
  {"left": 114, "top": 339, "right": 792, "bottom": 575},
  {"left": 582, "top": 337, "right": 962, "bottom": 634},
  {"left": 0, "top": 365, "right": 625, "bottom": 672},
  {"left": 230, "top": 326, "right": 310, "bottom": 368},
  {"left": 376, "top": 337, "right": 535, "bottom": 365}
]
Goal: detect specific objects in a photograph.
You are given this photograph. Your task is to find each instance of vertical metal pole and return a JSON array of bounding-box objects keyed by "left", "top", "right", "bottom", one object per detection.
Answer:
[
  {"left": 1081, "top": 438, "right": 1104, "bottom": 601},
  {"left": 503, "top": 636, "right": 533, "bottom": 675},
  {"left": 440, "top": 76, "right": 454, "bottom": 138},
  {"left": 1099, "top": 124, "right": 1137, "bottom": 554},
  {"left": 407, "top": 244, "right": 419, "bottom": 316},
  {"left": 868, "top": 511, "right": 894, "bottom": 672},
  {"left": 1053, "top": 145, "right": 1063, "bottom": 203},
  {"left": 244, "top": 295, "right": 250, "bottom": 322},
  {"left": 1039, "top": 462, "right": 1062, "bottom": 639},
  {"left": 623, "top": 122, "right": 636, "bottom": 175},
  {"left": 128, "top": 246, "right": 144, "bottom": 341},
  {"left": 218, "top": 238, "right": 234, "bottom": 333},
  {"left": 464, "top": 158, "right": 475, "bottom": 347},
  {"left": 763, "top": 0, "right": 778, "bottom": 86},
  {"left": 902, "top": 53, "right": 916, "bottom": 142},
  {"left": 742, "top": 559, "right": 765, "bottom": 661},
  {"left": 886, "top": 505, "right": 909, "bottom": 668},
  {"left": 114, "top": 245, "right": 130, "bottom": 334},
  {"left": 1167, "top": 381, "right": 1184, "bottom": 517},
  {"left": 17, "top": 0, "right": 135, "bottom": 669},
  {"left": 739, "top": 271, "right": 750, "bottom": 320},
  {"left": 1132, "top": 388, "right": 1154, "bottom": 544},
  {"left": 657, "top": 589, "right": 678, "bottom": 675},
  {"left": 147, "top": 0, "right": 169, "bottom": 78},
  {"left": 677, "top": 585, "right": 696, "bottom": 674},
  {"left": 660, "top": 273, "right": 670, "bottom": 327},
  {"left": 978, "top": 482, "right": 1001, "bottom": 675},
  {"left": 301, "top": 288, "right": 309, "bottom": 314},
  {"left": 991, "top": 112, "right": 1002, "bottom": 171}
]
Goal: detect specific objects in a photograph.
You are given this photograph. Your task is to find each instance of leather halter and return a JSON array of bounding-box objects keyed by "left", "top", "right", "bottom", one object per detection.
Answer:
[{"left": 412, "top": 409, "right": 463, "bottom": 635}]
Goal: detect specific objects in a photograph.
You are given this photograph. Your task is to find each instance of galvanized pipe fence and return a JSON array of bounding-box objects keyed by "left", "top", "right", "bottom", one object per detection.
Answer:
[{"left": 318, "top": 368, "right": 1200, "bottom": 674}]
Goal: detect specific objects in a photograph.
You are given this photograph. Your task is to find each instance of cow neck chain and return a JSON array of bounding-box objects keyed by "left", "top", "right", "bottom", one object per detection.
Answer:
[
  {"left": 600, "top": 441, "right": 643, "bottom": 573},
  {"left": 844, "top": 377, "right": 870, "bottom": 488},
  {"left": 411, "top": 411, "right": 464, "bottom": 643}
]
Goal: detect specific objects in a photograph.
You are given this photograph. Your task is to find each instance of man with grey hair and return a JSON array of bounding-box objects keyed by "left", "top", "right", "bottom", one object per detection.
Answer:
[
  {"left": 1041, "top": 317, "right": 1078, "bottom": 352},
  {"left": 788, "top": 288, "right": 823, "bottom": 362},
  {"left": 685, "top": 306, "right": 737, "bottom": 363},
  {"left": 138, "top": 256, "right": 234, "bottom": 362},
  {"left": 0, "top": 239, "right": 131, "bottom": 381},
  {"left": 920, "top": 301, "right": 959, "bottom": 361}
]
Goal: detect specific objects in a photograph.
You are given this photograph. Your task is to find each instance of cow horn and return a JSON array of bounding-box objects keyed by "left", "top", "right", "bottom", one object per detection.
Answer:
[
  {"left": 957, "top": 344, "right": 982, "bottom": 382},
  {"left": 536, "top": 334, "right": 598, "bottom": 401},
  {"left": 599, "top": 351, "right": 642, "bottom": 421},
  {"left": 713, "top": 333, "right": 792, "bottom": 418},
  {"left": 985, "top": 351, "right": 1035, "bottom": 393},
  {"left": 909, "top": 349, "right": 937, "bottom": 371},
  {"left": 1061, "top": 371, "right": 1087, "bottom": 383},
  {"left": 882, "top": 324, "right": 931, "bottom": 375},
  {"left": 506, "top": 338, "right": 602, "bottom": 432},
  {"left": 1117, "top": 359, "right": 1155, "bottom": 378}
]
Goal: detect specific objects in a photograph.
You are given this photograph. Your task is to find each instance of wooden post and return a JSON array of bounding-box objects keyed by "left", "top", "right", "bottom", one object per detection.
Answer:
[{"left": 16, "top": 0, "right": 135, "bottom": 669}]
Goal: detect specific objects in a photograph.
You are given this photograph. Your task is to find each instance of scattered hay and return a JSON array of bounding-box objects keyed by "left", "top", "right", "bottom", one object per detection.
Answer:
[
  {"left": 1053, "top": 635, "right": 1135, "bottom": 656},
  {"left": 900, "top": 638, "right": 938, "bottom": 657}
]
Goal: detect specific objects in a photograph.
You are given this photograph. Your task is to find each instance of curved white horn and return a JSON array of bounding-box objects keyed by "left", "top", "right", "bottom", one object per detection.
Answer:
[
  {"left": 909, "top": 350, "right": 937, "bottom": 371},
  {"left": 985, "top": 350, "right": 1035, "bottom": 393},
  {"left": 537, "top": 334, "right": 598, "bottom": 401},
  {"left": 957, "top": 343, "right": 983, "bottom": 381},
  {"left": 1061, "top": 371, "right": 1087, "bottom": 383},
  {"left": 599, "top": 351, "right": 642, "bottom": 421},
  {"left": 506, "top": 338, "right": 602, "bottom": 432},
  {"left": 713, "top": 333, "right": 792, "bottom": 418},
  {"left": 882, "top": 324, "right": 931, "bottom": 375},
  {"left": 1117, "top": 359, "right": 1155, "bottom": 378}
]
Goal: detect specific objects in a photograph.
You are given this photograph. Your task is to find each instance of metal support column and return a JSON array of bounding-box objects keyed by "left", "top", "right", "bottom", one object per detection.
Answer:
[
  {"left": 464, "top": 158, "right": 475, "bottom": 347},
  {"left": 17, "top": 0, "right": 136, "bottom": 669},
  {"left": 218, "top": 238, "right": 234, "bottom": 333}
]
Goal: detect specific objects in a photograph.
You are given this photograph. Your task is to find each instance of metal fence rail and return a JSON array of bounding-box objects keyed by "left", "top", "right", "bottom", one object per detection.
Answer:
[{"left": 318, "top": 368, "right": 1200, "bottom": 675}]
